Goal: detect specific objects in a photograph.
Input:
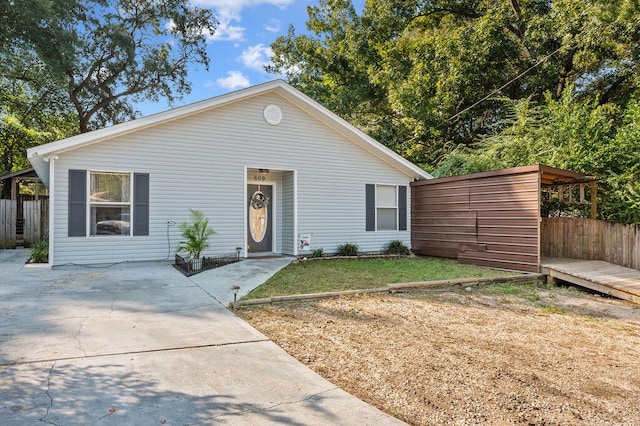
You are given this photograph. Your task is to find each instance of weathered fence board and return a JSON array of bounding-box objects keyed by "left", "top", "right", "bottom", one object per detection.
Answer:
[
  {"left": 0, "top": 199, "right": 17, "bottom": 249},
  {"left": 541, "top": 218, "right": 640, "bottom": 270},
  {"left": 23, "top": 199, "right": 49, "bottom": 247}
]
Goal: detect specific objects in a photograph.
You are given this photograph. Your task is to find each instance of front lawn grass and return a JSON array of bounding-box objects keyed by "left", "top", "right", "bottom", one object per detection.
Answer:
[{"left": 242, "top": 256, "right": 518, "bottom": 300}]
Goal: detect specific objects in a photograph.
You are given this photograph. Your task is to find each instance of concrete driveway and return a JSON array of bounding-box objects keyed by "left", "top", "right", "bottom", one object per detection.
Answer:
[{"left": 0, "top": 250, "right": 404, "bottom": 425}]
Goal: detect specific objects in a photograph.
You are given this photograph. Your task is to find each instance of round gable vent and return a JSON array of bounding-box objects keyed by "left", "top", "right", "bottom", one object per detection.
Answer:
[{"left": 263, "top": 104, "right": 283, "bottom": 125}]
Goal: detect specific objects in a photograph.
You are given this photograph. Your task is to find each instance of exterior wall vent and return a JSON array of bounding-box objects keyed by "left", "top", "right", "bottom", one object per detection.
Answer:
[{"left": 263, "top": 104, "right": 283, "bottom": 125}]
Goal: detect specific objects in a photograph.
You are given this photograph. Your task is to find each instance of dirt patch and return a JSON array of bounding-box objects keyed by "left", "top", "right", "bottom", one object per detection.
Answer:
[{"left": 238, "top": 285, "right": 640, "bottom": 425}]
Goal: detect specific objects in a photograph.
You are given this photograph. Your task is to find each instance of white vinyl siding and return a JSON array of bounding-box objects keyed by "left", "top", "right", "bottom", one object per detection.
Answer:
[{"left": 49, "top": 92, "right": 414, "bottom": 265}]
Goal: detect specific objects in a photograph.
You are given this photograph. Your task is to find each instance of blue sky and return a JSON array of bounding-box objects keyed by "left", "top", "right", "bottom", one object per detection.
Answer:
[{"left": 137, "top": 0, "right": 365, "bottom": 117}]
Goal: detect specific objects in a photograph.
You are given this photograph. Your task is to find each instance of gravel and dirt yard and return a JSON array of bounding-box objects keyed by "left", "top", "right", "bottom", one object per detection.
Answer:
[{"left": 238, "top": 282, "right": 640, "bottom": 425}]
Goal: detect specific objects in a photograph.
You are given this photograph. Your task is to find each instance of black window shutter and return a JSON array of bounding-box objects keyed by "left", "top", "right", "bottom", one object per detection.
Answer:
[
  {"left": 398, "top": 185, "right": 407, "bottom": 231},
  {"left": 366, "top": 184, "right": 375, "bottom": 231},
  {"left": 68, "top": 169, "right": 87, "bottom": 237},
  {"left": 133, "top": 173, "right": 149, "bottom": 236}
]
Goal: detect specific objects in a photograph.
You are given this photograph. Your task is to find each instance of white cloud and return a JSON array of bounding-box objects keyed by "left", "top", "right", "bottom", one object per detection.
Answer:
[
  {"left": 216, "top": 71, "right": 251, "bottom": 89},
  {"left": 193, "top": 0, "right": 294, "bottom": 14},
  {"left": 240, "top": 44, "right": 273, "bottom": 70},
  {"left": 264, "top": 18, "right": 281, "bottom": 33},
  {"left": 211, "top": 14, "right": 245, "bottom": 42},
  {"left": 192, "top": 0, "right": 295, "bottom": 42}
]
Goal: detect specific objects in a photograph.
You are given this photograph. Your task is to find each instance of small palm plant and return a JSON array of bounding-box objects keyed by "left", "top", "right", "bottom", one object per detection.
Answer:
[{"left": 177, "top": 209, "right": 217, "bottom": 259}]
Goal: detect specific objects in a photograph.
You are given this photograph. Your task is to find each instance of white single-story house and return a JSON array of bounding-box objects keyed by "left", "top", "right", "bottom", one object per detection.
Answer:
[{"left": 27, "top": 80, "right": 432, "bottom": 266}]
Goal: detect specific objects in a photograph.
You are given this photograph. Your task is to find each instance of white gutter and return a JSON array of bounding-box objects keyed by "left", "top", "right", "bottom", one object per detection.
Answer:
[{"left": 293, "top": 169, "right": 298, "bottom": 256}]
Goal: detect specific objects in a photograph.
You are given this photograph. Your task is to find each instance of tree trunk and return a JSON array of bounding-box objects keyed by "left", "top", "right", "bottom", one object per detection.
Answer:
[{"left": 79, "top": 114, "right": 90, "bottom": 133}]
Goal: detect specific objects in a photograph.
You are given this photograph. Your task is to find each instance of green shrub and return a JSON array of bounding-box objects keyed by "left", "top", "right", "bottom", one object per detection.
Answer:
[
  {"left": 311, "top": 248, "right": 324, "bottom": 258},
  {"left": 29, "top": 235, "right": 49, "bottom": 263},
  {"left": 177, "top": 209, "right": 217, "bottom": 259},
  {"left": 385, "top": 240, "right": 411, "bottom": 255},
  {"left": 337, "top": 242, "right": 358, "bottom": 256}
]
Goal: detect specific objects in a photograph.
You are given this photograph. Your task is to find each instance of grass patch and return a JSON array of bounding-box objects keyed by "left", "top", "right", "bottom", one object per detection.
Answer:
[
  {"left": 487, "top": 282, "right": 523, "bottom": 295},
  {"left": 242, "top": 257, "right": 517, "bottom": 300},
  {"left": 538, "top": 304, "right": 567, "bottom": 314},
  {"left": 482, "top": 281, "right": 573, "bottom": 311}
]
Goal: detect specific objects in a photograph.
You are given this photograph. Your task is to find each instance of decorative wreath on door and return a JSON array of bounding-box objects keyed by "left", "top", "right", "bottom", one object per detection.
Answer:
[{"left": 250, "top": 191, "right": 270, "bottom": 209}]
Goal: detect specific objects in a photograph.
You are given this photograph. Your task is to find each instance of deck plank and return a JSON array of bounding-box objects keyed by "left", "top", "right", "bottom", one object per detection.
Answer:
[{"left": 541, "top": 258, "right": 640, "bottom": 304}]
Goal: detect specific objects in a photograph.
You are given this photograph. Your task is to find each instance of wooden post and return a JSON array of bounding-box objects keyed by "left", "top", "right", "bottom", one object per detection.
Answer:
[
  {"left": 537, "top": 171, "right": 542, "bottom": 272},
  {"left": 590, "top": 181, "right": 597, "bottom": 219},
  {"left": 11, "top": 178, "right": 17, "bottom": 200}
]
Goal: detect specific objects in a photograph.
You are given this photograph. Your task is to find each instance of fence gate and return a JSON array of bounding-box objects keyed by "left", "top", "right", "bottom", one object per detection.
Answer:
[
  {"left": 23, "top": 199, "right": 49, "bottom": 247},
  {"left": 0, "top": 199, "right": 17, "bottom": 249}
]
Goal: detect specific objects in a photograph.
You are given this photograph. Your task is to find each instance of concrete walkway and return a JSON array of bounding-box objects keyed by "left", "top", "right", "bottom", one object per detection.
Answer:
[
  {"left": 189, "top": 256, "right": 293, "bottom": 305},
  {"left": 0, "top": 250, "right": 404, "bottom": 425}
]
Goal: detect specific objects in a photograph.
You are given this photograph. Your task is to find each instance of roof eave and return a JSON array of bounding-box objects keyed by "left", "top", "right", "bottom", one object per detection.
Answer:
[
  {"left": 27, "top": 80, "right": 288, "bottom": 160},
  {"left": 26, "top": 79, "right": 432, "bottom": 182}
]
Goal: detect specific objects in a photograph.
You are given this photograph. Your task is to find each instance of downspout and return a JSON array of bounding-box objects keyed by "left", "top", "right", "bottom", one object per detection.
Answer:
[
  {"left": 44, "top": 154, "right": 58, "bottom": 267},
  {"left": 293, "top": 170, "right": 298, "bottom": 256}
]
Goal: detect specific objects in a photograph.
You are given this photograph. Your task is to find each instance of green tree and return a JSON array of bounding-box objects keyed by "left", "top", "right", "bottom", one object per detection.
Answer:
[
  {"left": 269, "top": 0, "right": 640, "bottom": 166},
  {"left": 0, "top": 0, "right": 80, "bottom": 67},
  {"left": 1, "top": 0, "right": 216, "bottom": 174},
  {"left": 268, "top": 0, "right": 414, "bottom": 157},
  {"left": 2, "top": 0, "right": 217, "bottom": 133},
  {"left": 0, "top": 54, "right": 77, "bottom": 176},
  {"left": 606, "top": 100, "right": 640, "bottom": 224},
  {"left": 434, "top": 90, "right": 640, "bottom": 224}
]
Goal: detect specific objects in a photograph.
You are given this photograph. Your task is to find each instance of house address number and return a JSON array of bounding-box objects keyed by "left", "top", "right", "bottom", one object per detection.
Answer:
[{"left": 253, "top": 175, "right": 267, "bottom": 181}]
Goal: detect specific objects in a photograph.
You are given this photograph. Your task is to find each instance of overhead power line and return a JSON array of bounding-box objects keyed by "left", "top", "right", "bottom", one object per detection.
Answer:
[{"left": 446, "top": 44, "right": 566, "bottom": 123}]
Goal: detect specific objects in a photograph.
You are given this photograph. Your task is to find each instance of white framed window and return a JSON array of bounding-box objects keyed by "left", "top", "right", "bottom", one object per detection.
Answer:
[
  {"left": 89, "top": 171, "right": 132, "bottom": 236},
  {"left": 366, "top": 183, "right": 406, "bottom": 233},
  {"left": 376, "top": 184, "right": 398, "bottom": 231}
]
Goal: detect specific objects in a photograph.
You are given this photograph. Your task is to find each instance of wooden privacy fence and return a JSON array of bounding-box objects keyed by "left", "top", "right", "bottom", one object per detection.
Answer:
[
  {"left": 22, "top": 199, "right": 49, "bottom": 247},
  {"left": 1, "top": 199, "right": 17, "bottom": 249},
  {"left": 0, "top": 199, "right": 48, "bottom": 249},
  {"left": 541, "top": 217, "right": 640, "bottom": 270}
]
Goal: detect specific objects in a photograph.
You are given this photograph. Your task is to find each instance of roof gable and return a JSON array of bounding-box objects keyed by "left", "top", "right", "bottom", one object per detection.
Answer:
[{"left": 28, "top": 80, "right": 432, "bottom": 185}]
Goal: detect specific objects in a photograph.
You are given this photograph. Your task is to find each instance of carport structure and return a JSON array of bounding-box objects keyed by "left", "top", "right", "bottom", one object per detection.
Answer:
[{"left": 411, "top": 164, "right": 596, "bottom": 273}]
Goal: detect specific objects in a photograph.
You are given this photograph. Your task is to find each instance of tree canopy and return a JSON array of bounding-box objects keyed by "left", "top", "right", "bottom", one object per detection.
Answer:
[
  {"left": 270, "top": 0, "right": 639, "bottom": 157},
  {"left": 269, "top": 0, "right": 640, "bottom": 223},
  {"left": 0, "top": 0, "right": 217, "bottom": 175}
]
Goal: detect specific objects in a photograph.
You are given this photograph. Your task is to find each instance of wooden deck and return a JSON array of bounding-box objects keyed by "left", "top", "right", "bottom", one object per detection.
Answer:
[{"left": 541, "top": 258, "right": 640, "bottom": 304}]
